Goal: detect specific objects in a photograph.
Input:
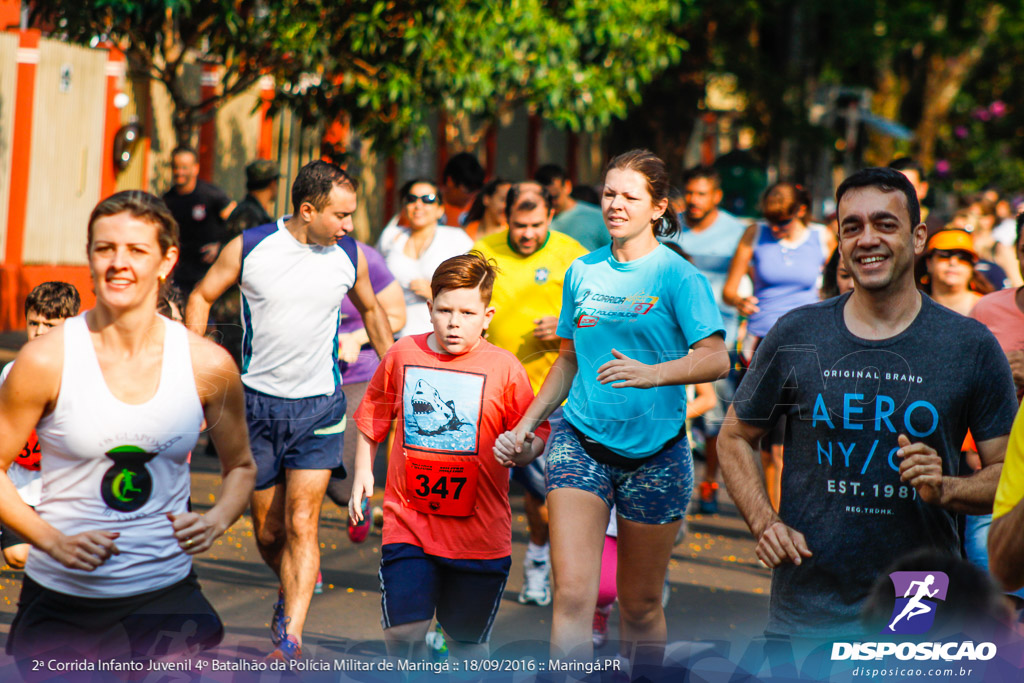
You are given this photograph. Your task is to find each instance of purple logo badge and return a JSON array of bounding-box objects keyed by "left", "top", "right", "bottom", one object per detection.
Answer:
[{"left": 884, "top": 571, "right": 949, "bottom": 635}]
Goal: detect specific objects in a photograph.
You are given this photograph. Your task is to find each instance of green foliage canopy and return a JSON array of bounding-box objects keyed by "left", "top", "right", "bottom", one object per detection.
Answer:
[{"left": 34, "top": 0, "right": 690, "bottom": 151}]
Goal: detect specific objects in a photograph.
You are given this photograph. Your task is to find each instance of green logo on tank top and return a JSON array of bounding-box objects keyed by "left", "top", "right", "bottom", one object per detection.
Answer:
[{"left": 101, "top": 445, "right": 157, "bottom": 512}]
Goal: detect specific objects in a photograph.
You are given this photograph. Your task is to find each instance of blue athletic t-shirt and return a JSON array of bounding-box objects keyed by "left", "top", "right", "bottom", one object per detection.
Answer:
[
  {"left": 556, "top": 244, "right": 725, "bottom": 458},
  {"left": 663, "top": 209, "right": 747, "bottom": 345}
]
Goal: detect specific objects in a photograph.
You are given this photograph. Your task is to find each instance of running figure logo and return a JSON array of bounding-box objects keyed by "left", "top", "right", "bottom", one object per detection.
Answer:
[
  {"left": 101, "top": 445, "right": 157, "bottom": 512},
  {"left": 884, "top": 571, "right": 950, "bottom": 635}
]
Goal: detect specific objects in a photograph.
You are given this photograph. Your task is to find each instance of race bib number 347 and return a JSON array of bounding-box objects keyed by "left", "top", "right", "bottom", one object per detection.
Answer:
[{"left": 404, "top": 455, "right": 479, "bottom": 517}]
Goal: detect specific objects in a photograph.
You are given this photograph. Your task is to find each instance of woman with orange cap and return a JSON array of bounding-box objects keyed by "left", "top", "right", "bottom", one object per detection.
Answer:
[{"left": 916, "top": 229, "right": 993, "bottom": 315}]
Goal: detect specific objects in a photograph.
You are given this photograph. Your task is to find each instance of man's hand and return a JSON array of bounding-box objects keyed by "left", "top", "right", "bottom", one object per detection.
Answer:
[
  {"left": 49, "top": 530, "right": 121, "bottom": 571},
  {"left": 409, "top": 278, "right": 432, "bottom": 301},
  {"left": 338, "top": 333, "right": 362, "bottom": 364},
  {"left": 897, "top": 433, "right": 944, "bottom": 505},
  {"left": 756, "top": 520, "right": 812, "bottom": 568},
  {"left": 1007, "top": 349, "right": 1024, "bottom": 392},
  {"left": 200, "top": 242, "right": 221, "bottom": 264},
  {"left": 736, "top": 296, "right": 760, "bottom": 317},
  {"left": 597, "top": 349, "right": 658, "bottom": 388},
  {"left": 532, "top": 316, "right": 560, "bottom": 341}
]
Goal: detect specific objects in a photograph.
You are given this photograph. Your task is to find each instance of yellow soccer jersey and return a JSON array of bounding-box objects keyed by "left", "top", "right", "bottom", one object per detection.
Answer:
[
  {"left": 994, "top": 403, "right": 1024, "bottom": 519},
  {"left": 474, "top": 230, "right": 587, "bottom": 393}
]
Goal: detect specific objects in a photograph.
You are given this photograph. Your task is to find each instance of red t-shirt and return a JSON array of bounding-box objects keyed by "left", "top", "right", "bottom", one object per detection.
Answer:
[
  {"left": 355, "top": 334, "right": 544, "bottom": 560},
  {"left": 971, "top": 287, "right": 1024, "bottom": 401}
]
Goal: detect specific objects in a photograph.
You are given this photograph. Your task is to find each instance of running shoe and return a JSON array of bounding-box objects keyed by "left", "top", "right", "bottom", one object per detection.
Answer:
[
  {"left": 314, "top": 571, "right": 323, "bottom": 594},
  {"left": 518, "top": 558, "right": 552, "bottom": 606},
  {"left": 662, "top": 578, "right": 671, "bottom": 608},
  {"left": 267, "top": 634, "right": 301, "bottom": 662},
  {"left": 698, "top": 481, "right": 719, "bottom": 515},
  {"left": 592, "top": 604, "right": 612, "bottom": 648},
  {"left": 271, "top": 589, "right": 288, "bottom": 646},
  {"left": 348, "top": 498, "right": 371, "bottom": 543}
]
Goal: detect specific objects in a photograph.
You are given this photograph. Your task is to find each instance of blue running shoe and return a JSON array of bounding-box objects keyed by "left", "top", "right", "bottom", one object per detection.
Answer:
[
  {"left": 271, "top": 590, "right": 288, "bottom": 645},
  {"left": 267, "top": 634, "right": 301, "bottom": 662}
]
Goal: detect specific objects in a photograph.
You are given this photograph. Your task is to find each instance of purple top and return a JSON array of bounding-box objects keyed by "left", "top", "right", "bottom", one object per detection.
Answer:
[
  {"left": 339, "top": 243, "right": 397, "bottom": 383},
  {"left": 748, "top": 223, "right": 828, "bottom": 338}
]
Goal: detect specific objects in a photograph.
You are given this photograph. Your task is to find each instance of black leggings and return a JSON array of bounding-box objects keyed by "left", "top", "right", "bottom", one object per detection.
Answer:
[{"left": 8, "top": 572, "right": 223, "bottom": 682}]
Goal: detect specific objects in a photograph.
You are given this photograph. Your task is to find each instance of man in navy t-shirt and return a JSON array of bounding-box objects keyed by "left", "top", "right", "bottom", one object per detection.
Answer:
[{"left": 718, "top": 167, "right": 1017, "bottom": 637}]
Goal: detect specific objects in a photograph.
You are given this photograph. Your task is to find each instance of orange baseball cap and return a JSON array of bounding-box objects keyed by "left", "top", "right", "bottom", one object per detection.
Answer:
[{"left": 926, "top": 229, "right": 977, "bottom": 258}]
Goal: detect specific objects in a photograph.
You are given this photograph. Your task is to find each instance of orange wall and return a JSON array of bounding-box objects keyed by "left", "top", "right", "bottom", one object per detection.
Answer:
[
  {"left": 0, "top": 0, "right": 19, "bottom": 31},
  {"left": 1, "top": 265, "right": 94, "bottom": 325}
]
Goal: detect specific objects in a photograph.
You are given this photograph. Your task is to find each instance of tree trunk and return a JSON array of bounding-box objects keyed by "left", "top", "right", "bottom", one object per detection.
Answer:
[
  {"left": 915, "top": 3, "right": 1002, "bottom": 170},
  {"left": 865, "top": 62, "right": 907, "bottom": 167}
]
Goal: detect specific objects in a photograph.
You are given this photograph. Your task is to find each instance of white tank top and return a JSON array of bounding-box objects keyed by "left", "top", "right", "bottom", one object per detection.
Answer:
[
  {"left": 27, "top": 314, "right": 203, "bottom": 598},
  {"left": 239, "top": 219, "right": 358, "bottom": 398}
]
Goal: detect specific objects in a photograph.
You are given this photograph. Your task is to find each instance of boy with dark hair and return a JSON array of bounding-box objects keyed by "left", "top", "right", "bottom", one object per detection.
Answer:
[
  {"left": 349, "top": 252, "right": 547, "bottom": 660},
  {"left": 1, "top": 282, "right": 81, "bottom": 568}
]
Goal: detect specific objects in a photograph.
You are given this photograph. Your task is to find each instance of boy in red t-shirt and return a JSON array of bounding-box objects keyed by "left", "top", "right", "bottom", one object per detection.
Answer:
[{"left": 350, "top": 253, "right": 546, "bottom": 659}]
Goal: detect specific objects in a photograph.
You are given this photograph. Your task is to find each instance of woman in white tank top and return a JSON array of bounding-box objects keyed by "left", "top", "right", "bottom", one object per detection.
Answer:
[{"left": 0, "top": 191, "right": 256, "bottom": 670}]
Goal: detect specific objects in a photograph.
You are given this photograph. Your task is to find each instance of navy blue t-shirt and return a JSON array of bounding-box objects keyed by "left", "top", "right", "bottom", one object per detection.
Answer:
[{"left": 733, "top": 292, "right": 1016, "bottom": 637}]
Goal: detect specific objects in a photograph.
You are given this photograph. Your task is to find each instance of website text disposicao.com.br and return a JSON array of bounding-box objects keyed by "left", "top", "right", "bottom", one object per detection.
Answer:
[{"left": 851, "top": 665, "right": 978, "bottom": 678}]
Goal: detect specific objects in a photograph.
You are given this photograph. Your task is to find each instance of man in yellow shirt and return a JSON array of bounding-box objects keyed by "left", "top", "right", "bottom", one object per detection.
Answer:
[
  {"left": 473, "top": 182, "right": 587, "bottom": 606},
  {"left": 990, "top": 404, "right": 1024, "bottom": 591}
]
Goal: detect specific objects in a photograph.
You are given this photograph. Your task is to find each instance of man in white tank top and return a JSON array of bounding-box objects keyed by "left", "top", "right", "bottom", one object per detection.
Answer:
[{"left": 187, "top": 161, "right": 394, "bottom": 660}]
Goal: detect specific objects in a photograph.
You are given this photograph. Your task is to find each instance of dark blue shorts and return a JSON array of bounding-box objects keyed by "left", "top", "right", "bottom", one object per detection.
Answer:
[
  {"left": 245, "top": 386, "right": 347, "bottom": 491},
  {"left": 379, "top": 543, "right": 511, "bottom": 644},
  {"left": 545, "top": 421, "right": 693, "bottom": 524}
]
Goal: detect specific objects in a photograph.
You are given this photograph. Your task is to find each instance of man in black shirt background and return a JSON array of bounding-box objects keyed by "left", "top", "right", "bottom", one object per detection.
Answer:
[{"left": 163, "top": 146, "right": 236, "bottom": 295}]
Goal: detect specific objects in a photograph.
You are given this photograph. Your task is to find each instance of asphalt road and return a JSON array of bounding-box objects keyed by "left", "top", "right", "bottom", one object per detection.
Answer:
[{"left": 0, "top": 452, "right": 772, "bottom": 682}]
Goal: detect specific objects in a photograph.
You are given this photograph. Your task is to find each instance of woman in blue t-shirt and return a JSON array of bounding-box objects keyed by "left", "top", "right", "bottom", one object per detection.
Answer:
[{"left": 496, "top": 150, "right": 728, "bottom": 672}]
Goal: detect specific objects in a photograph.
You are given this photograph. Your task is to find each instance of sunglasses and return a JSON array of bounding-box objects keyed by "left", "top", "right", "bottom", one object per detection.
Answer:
[
  {"left": 404, "top": 193, "right": 439, "bottom": 205},
  {"left": 930, "top": 249, "right": 976, "bottom": 264}
]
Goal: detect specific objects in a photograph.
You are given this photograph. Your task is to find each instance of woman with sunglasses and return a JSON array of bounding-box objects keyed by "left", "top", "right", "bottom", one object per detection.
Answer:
[
  {"left": 722, "top": 182, "right": 835, "bottom": 509},
  {"left": 917, "top": 229, "right": 993, "bottom": 315},
  {"left": 377, "top": 179, "right": 473, "bottom": 337}
]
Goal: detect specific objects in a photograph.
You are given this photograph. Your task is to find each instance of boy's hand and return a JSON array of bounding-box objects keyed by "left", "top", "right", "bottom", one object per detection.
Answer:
[
  {"left": 349, "top": 470, "right": 374, "bottom": 523},
  {"left": 495, "top": 429, "right": 540, "bottom": 467}
]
